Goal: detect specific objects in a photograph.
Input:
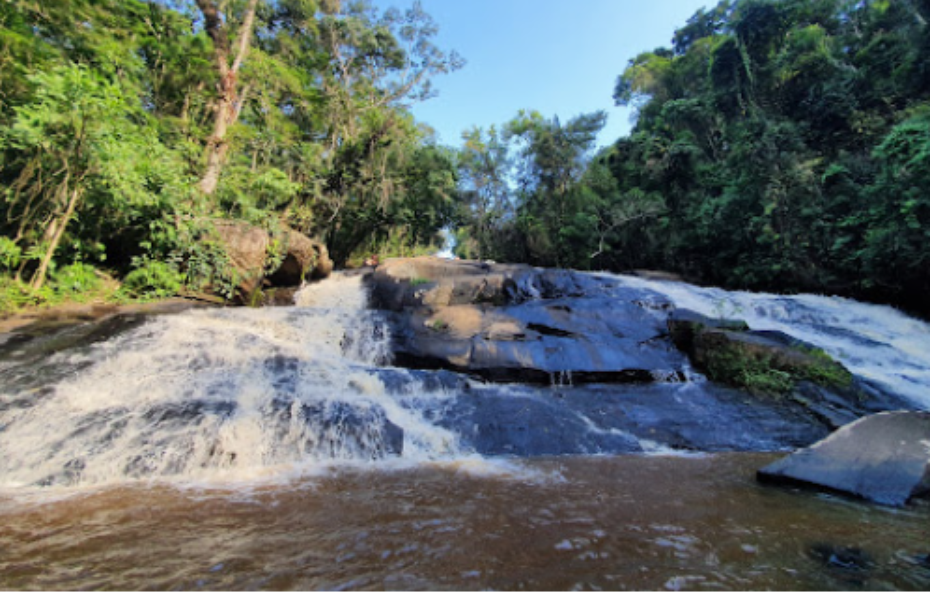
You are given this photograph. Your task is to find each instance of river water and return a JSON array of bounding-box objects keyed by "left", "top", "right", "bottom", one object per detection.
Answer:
[{"left": 1, "top": 272, "right": 929, "bottom": 590}]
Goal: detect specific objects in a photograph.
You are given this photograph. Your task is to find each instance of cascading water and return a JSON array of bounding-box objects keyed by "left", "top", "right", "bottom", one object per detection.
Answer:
[
  {"left": 3, "top": 270, "right": 930, "bottom": 493},
  {"left": 0, "top": 274, "right": 464, "bottom": 490},
  {"left": 602, "top": 273, "right": 930, "bottom": 409},
  {"left": 2, "top": 270, "right": 930, "bottom": 591}
]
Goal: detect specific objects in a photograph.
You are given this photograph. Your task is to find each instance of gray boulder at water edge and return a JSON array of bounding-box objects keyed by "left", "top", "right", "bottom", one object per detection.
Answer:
[{"left": 757, "top": 411, "right": 930, "bottom": 506}]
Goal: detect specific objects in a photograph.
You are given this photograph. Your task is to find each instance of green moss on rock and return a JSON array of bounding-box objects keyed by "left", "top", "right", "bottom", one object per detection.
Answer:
[{"left": 693, "top": 329, "right": 854, "bottom": 396}]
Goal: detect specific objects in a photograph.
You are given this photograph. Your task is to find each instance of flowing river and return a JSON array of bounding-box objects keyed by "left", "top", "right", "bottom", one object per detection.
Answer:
[{"left": 1, "top": 272, "right": 929, "bottom": 590}]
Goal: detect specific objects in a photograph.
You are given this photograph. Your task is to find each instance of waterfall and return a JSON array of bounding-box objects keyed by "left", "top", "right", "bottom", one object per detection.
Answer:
[
  {"left": 3, "top": 270, "right": 930, "bottom": 492},
  {"left": 603, "top": 273, "right": 930, "bottom": 409},
  {"left": 0, "top": 275, "right": 463, "bottom": 490}
]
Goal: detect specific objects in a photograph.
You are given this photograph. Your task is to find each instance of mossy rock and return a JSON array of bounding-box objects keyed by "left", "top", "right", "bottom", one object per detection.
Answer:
[
  {"left": 667, "top": 308, "right": 750, "bottom": 352},
  {"left": 693, "top": 329, "right": 853, "bottom": 396}
]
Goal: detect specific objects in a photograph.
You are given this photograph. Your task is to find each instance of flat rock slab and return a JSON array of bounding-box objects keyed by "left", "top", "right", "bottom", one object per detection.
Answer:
[{"left": 758, "top": 411, "right": 930, "bottom": 506}]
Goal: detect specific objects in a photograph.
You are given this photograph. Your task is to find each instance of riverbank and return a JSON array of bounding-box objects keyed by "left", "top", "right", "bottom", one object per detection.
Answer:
[{"left": 0, "top": 296, "right": 220, "bottom": 335}]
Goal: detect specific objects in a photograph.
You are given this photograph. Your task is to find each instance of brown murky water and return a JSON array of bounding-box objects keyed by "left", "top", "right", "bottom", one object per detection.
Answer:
[{"left": 1, "top": 453, "right": 928, "bottom": 591}]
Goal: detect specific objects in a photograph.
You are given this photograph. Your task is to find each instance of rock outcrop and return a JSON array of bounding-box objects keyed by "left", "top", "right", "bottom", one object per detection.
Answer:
[
  {"left": 757, "top": 411, "right": 930, "bottom": 506},
  {"left": 212, "top": 220, "right": 332, "bottom": 302},
  {"left": 366, "top": 257, "right": 689, "bottom": 383},
  {"left": 363, "top": 258, "right": 915, "bottom": 447},
  {"left": 664, "top": 308, "right": 911, "bottom": 429}
]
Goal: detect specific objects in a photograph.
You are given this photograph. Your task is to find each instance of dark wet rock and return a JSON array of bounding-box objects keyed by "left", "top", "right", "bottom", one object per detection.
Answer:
[
  {"left": 383, "top": 298, "right": 687, "bottom": 384},
  {"left": 143, "top": 400, "right": 238, "bottom": 425},
  {"left": 438, "top": 381, "right": 832, "bottom": 455},
  {"left": 365, "top": 258, "right": 912, "bottom": 447},
  {"left": 268, "top": 398, "right": 404, "bottom": 459},
  {"left": 758, "top": 411, "right": 930, "bottom": 506},
  {"left": 368, "top": 258, "right": 685, "bottom": 384},
  {"left": 366, "top": 368, "right": 471, "bottom": 395},
  {"left": 666, "top": 308, "right": 749, "bottom": 352},
  {"left": 786, "top": 379, "right": 919, "bottom": 431},
  {"left": 367, "top": 257, "right": 612, "bottom": 312},
  {"left": 440, "top": 385, "right": 644, "bottom": 456}
]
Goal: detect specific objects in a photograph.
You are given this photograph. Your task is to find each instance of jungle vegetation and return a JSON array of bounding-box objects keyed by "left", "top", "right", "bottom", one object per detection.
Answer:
[
  {"left": 2, "top": 0, "right": 930, "bottom": 317},
  {"left": 454, "top": 0, "right": 930, "bottom": 317},
  {"left": 0, "top": 0, "right": 462, "bottom": 308}
]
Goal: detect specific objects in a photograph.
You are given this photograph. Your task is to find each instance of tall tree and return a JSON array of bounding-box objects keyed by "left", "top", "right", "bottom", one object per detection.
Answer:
[{"left": 195, "top": 0, "right": 261, "bottom": 195}]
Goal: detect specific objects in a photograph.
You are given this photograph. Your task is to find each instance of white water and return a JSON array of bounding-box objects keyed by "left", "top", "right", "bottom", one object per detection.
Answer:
[
  {"left": 605, "top": 273, "right": 930, "bottom": 409},
  {"left": 3, "top": 271, "right": 930, "bottom": 492},
  {"left": 0, "top": 275, "right": 465, "bottom": 490}
]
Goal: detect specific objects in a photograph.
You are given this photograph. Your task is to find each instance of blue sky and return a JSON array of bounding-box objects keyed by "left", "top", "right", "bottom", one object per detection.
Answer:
[{"left": 391, "top": 0, "right": 711, "bottom": 148}]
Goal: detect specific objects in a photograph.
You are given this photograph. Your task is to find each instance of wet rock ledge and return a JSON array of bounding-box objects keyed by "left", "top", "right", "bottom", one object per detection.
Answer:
[
  {"left": 364, "top": 257, "right": 915, "bottom": 430},
  {"left": 365, "top": 257, "right": 689, "bottom": 384}
]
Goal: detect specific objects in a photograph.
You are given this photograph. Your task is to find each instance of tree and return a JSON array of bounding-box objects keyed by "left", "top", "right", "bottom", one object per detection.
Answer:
[
  {"left": 456, "top": 125, "right": 511, "bottom": 260},
  {"left": 2, "top": 64, "right": 184, "bottom": 290},
  {"left": 505, "top": 110, "right": 606, "bottom": 266},
  {"left": 195, "top": 0, "right": 261, "bottom": 195}
]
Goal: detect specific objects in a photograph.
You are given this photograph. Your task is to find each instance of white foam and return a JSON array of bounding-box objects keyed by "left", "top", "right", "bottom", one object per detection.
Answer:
[
  {"left": 0, "top": 275, "right": 464, "bottom": 491},
  {"left": 601, "top": 273, "right": 930, "bottom": 410}
]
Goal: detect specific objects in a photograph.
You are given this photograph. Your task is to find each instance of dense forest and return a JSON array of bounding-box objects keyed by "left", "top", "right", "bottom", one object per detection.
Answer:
[
  {"left": 0, "top": 0, "right": 463, "bottom": 308},
  {"left": 2, "top": 0, "right": 930, "bottom": 317},
  {"left": 455, "top": 0, "right": 930, "bottom": 317}
]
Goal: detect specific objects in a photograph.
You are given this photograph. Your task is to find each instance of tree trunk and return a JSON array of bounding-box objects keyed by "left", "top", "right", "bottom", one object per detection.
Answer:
[
  {"left": 200, "top": 93, "right": 233, "bottom": 195},
  {"left": 196, "top": 0, "right": 259, "bottom": 195},
  {"left": 30, "top": 185, "right": 82, "bottom": 291}
]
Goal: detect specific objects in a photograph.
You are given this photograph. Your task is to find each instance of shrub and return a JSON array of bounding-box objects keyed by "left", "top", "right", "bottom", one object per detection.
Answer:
[
  {"left": 53, "top": 262, "right": 101, "bottom": 294},
  {"left": 122, "top": 259, "right": 183, "bottom": 300},
  {"left": 0, "top": 237, "right": 22, "bottom": 271}
]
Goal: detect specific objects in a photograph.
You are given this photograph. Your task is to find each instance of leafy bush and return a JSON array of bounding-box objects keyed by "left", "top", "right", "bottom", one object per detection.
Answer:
[
  {"left": 122, "top": 259, "right": 183, "bottom": 300},
  {"left": 53, "top": 262, "right": 101, "bottom": 294},
  {"left": 0, "top": 278, "right": 36, "bottom": 315},
  {"left": 0, "top": 238, "right": 22, "bottom": 271}
]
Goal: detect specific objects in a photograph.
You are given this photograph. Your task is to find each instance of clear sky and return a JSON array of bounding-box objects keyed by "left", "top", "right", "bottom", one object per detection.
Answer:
[{"left": 388, "top": 0, "right": 711, "bottom": 149}]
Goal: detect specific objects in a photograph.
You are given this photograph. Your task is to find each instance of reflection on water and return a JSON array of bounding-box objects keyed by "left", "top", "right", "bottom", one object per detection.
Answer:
[{"left": 1, "top": 454, "right": 927, "bottom": 591}]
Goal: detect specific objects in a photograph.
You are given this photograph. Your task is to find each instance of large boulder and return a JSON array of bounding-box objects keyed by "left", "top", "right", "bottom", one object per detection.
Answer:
[
  {"left": 757, "top": 411, "right": 930, "bottom": 506},
  {"left": 212, "top": 220, "right": 332, "bottom": 302},
  {"left": 365, "top": 259, "right": 915, "bottom": 442},
  {"left": 367, "top": 257, "right": 690, "bottom": 383}
]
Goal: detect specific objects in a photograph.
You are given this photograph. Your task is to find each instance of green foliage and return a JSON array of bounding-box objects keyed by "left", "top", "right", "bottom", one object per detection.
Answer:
[
  {"left": 121, "top": 259, "right": 183, "bottom": 300},
  {"left": 798, "top": 347, "right": 854, "bottom": 389},
  {"left": 454, "top": 110, "right": 611, "bottom": 267},
  {"left": 704, "top": 348, "right": 796, "bottom": 395},
  {"left": 0, "top": 277, "right": 39, "bottom": 315},
  {"left": 52, "top": 262, "right": 100, "bottom": 294},
  {"left": 0, "top": 0, "right": 463, "bottom": 305},
  {"left": 702, "top": 338, "right": 853, "bottom": 395},
  {"left": 0, "top": 237, "right": 21, "bottom": 271},
  {"left": 560, "top": 0, "right": 930, "bottom": 316}
]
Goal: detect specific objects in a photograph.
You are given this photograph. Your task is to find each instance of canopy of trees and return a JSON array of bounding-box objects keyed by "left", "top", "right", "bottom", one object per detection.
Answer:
[
  {"left": 4, "top": 0, "right": 930, "bottom": 318},
  {"left": 0, "top": 0, "right": 462, "bottom": 304},
  {"left": 453, "top": 0, "right": 930, "bottom": 317}
]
